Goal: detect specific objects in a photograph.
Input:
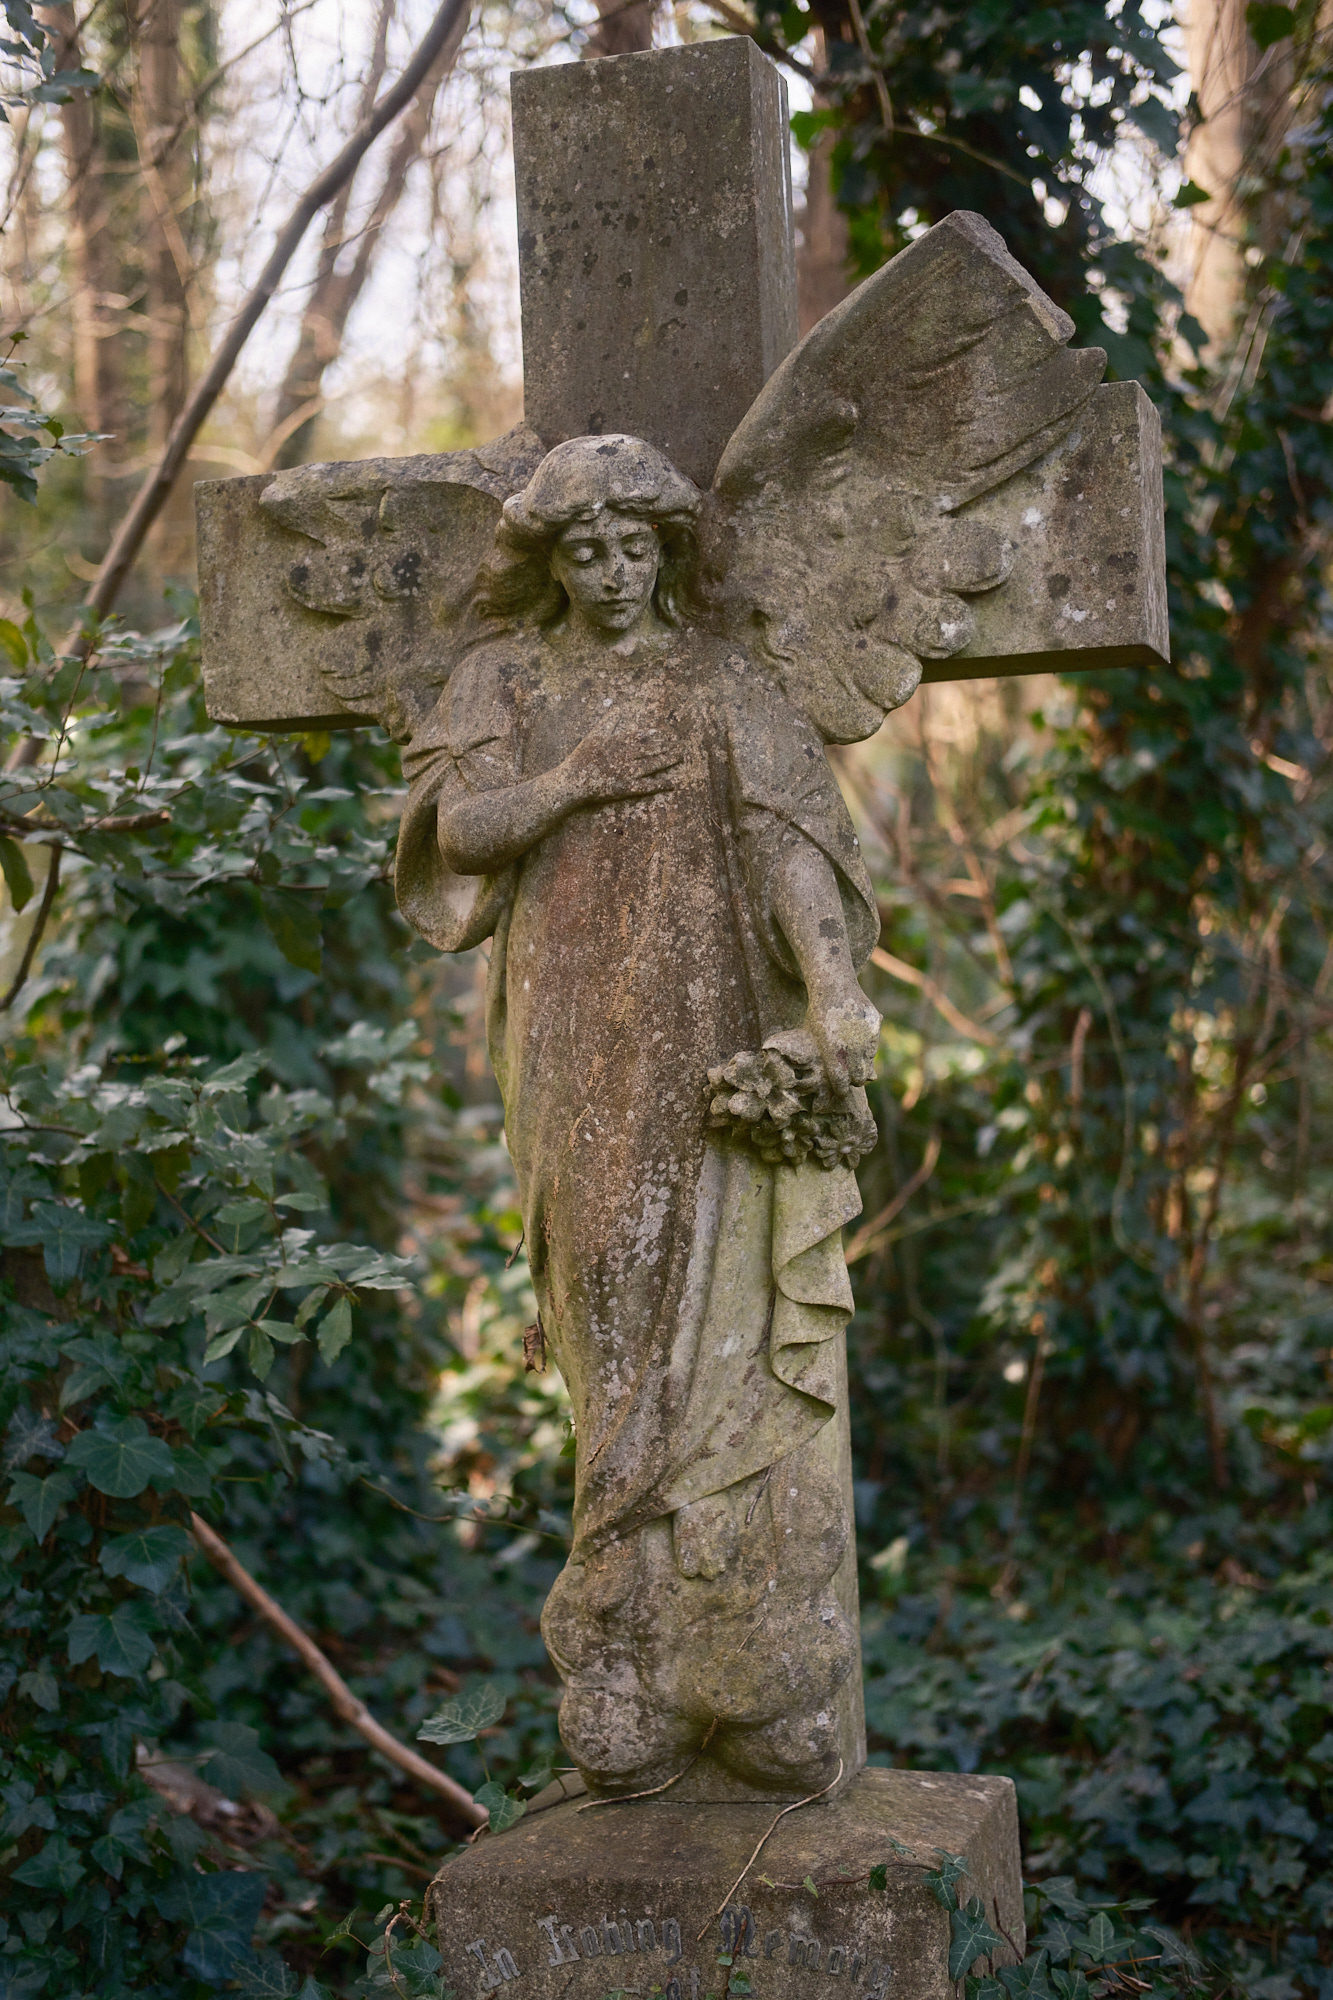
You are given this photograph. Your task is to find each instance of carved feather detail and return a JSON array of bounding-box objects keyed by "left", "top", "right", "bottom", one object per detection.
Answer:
[{"left": 707, "top": 210, "right": 1107, "bottom": 743}]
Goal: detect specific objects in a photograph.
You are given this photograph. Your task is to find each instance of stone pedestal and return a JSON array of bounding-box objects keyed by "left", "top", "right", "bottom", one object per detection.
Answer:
[{"left": 430, "top": 1768, "right": 1023, "bottom": 2000}]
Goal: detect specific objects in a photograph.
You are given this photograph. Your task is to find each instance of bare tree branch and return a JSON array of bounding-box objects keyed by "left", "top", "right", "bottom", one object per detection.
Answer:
[
  {"left": 189, "top": 1511, "right": 487, "bottom": 1826},
  {"left": 77, "top": 0, "right": 474, "bottom": 631},
  {"left": 271, "top": 0, "right": 466, "bottom": 467}
]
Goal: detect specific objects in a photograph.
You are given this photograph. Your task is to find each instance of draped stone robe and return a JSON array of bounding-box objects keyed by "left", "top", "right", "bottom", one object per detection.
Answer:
[{"left": 396, "top": 622, "right": 878, "bottom": 1795}]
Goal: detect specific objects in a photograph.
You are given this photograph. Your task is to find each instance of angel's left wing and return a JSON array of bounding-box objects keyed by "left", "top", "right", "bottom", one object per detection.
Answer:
[
  {"left": 706, "top": 211, "right": 1164, "bottom": 742},
  {"left": 198, "top": 426, "right": 544, "bottom": 742}
]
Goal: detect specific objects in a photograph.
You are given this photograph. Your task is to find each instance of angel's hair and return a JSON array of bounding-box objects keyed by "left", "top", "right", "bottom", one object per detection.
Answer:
[{"left": 474, "top": 435, "right": 703, "bottom": 629}]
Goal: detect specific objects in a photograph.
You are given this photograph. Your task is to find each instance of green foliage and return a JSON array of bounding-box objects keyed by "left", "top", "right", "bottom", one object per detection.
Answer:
[
  {"left": 417, "top": 1681, "right": 506, "bottom": 1744},
  {"left": 771, "top": 4, "right": 1333, "bottom": 1991},
  {"left": 0, "top": 339, "right": 104, "bottom": 504},
  {"left": 0, "top": 1, "right": 98, "bottom": 117},
  {"left": 893, "top": 1839, "right": 1207, "bottom": 1995},
  {"left": 9, "top": 7, "right": 1333, "bottom": 1993},
  {"left": 0, "top": 612, "right": 567, "bottom": 1993}
]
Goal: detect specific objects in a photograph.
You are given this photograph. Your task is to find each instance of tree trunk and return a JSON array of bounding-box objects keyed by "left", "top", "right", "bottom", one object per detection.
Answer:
[
  {"left": 136, "top": 0, "right": 194, "bottom": 576},
  {"left": 41, "top": 4, "right": 127, "bottom": 515},
  {"left": 1182, "top": 0, "right": 1296, "bottom": 355},
  {"left": 583, "top": 0, "right": 656, "bottom": 60},
  {"left": 796, "top": 117, "right": 850, "bottom": 335},
  {"left": 270, "top": 0, "right": 466, "bottom": 469}
]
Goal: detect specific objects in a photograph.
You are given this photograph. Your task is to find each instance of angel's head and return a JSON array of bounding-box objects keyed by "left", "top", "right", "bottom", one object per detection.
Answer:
[{"left": 476, "top": 436, "right": 702, "bottom": 637}]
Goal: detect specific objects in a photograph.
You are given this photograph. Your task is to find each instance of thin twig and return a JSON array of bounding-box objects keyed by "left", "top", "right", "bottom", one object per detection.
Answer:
[
  {"left": 697, "top": 1759, "right": 845, "bottom": 1939},
  {"left": 0, "top": 810, "right": 171, "bottom": 837},
  {"left": 846, "top": 0, "right": 893, "bottom": 132},
  {"left": 0, "top": 842, "right": 60, "bottom": 1013},
  {"left": 896, "top": 124, "right": 1033, "bottom": 190},
  {"left": 360, "top": 1852, "right": 437, "bottom": 1882},
  {"left": 188, "top": 1511, "right": 487, "bottom": 1826},
  {"left": 869, "top": 948, "right": 1000, "bottom": 1047},
  {"left": 844, "top": 1131, "right": 942, "bottom": 1265},
  {"left": 579, "top": 1720, "right": 720, "bottom": 1811},
  {"left": 358, "top": 1476, "right": 569, "bottom": 1546}
]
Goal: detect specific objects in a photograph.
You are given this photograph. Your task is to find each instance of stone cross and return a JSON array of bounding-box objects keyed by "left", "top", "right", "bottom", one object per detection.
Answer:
[
  {"left": 195, "top": 38, "right": 1166, "bottom": 1948},
  {"left": 197, "top": 38, "right": 1165, "bottom": 736}
]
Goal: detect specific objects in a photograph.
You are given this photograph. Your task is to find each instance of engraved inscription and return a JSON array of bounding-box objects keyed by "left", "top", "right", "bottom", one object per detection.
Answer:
[
  {"left": 525, "top": 1908, "right": 890, "bottom": 1994},
  {"left": 467, "top": 1939, "right": 521, "bottom": 1991}
]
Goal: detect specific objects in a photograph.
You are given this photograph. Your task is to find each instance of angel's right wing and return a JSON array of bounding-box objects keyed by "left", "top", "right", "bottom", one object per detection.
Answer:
[{"left": 706, "top": 211, "right": 1128, "bottom": 742}]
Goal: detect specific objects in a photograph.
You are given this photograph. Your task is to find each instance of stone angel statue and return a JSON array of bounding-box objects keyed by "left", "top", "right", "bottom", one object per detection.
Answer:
[{"left": 249, "top": 213, "right": 1118, "bottom": 1804}]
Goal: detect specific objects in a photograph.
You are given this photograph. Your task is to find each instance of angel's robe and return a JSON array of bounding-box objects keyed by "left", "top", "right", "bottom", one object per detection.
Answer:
[{"left": 396, "top": 626, "right": 877, "bottom": 1564}]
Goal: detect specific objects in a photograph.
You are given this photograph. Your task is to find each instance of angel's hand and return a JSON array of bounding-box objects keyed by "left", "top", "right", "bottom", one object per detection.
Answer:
[
  {"left": 563, "top": 705, "right": 682, "bottom": 806},
  {"left": 810, "top": 988, "right": 881, "bottom": 1093}
]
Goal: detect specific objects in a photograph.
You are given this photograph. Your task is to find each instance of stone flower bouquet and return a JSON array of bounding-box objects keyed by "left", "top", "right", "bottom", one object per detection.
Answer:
[{"left": 707, "top": 1031, "right": 878, "bottom": 1172}]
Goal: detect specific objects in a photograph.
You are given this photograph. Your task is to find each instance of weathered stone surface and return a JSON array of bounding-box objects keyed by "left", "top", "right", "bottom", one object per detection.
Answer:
[
  {"left": 196, "top": 429, "right": 543, "bottom": 739},
  {"left": 430, "top": 1767, "right": 1023, "bottom": 2000},
  {"left": 399, "top": 434, "right": 881, "bottom": 1802},
  {"left": 708, "top": 212, "right": 1166, "bottom": 742},
  {"left": 934, "top": 379, "right": 1167, "bottom": 681},
  {"left": 191, "top": 39, "right": 1162, "bottom": 1898},
  {"left": 511, "top": 39, "right": 798, "bottom": 489}
]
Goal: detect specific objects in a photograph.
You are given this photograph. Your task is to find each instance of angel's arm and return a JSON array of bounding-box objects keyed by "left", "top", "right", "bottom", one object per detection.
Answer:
[
  {"left": 770, "top": 841, "right": 880, "bottom": 1090},
  {"left": 437, "top": 708, "right": 683, "bottom": 875},
  {"left": 439, "top": 762, "right": 587, "bottom": 875}
]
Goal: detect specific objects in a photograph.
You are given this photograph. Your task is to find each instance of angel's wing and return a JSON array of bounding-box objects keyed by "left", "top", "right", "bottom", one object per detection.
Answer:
[
  {"left": 209, "top": 426, "right": 545, "bottom": 742},
  {"left": 706, "top": 211, "right": 1107, "bottom": 742}
]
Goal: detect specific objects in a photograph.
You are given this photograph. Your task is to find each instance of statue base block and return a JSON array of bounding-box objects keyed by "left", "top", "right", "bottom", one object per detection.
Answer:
[{"left": 430, "top": 1768, "right": 1024, "bottom": 2000}]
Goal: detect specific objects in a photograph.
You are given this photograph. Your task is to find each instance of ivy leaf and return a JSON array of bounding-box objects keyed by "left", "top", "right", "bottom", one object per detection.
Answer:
[
  {"left": 1079, "top": 1913, "right": 1117, "bottom": 1963},
  {"left": 949, "top": 1900, "right": 1006, "bottom": 1982},
  {"left": 67, "top": 1602, "right": 157, "bottom": 1678},
  {"left": 231, "top": 1948, "right": 298, "bottom": 1997},
  {"left": 100, "top": 1523, "right": 191, "bottom": 1591},
  {"left": 261, "top": 887, "right": 322, "bottom": 973},
  {"left": 8, "top": 1466, "right": 76, "bottom": 1539},
  {"left": 0, "top": 1162, "right": 50, "bottom": 1235},
  {"left": 0, "top": 1779, "right": 57, "bottom": 1840},
  {"left": 1246, "top": 1, "right": 1295, "bottom": 45},
  {"left": 3, "top": 1405, "right": 64, "bottom": 1471},
  {"left": 17, "top": 1664, "right": 60, "bottom": 1711},
  {"left": 393, "top": 1943, "right": 443, "bottom": 1980},
  {"left": 476, "top": 1780, "right": 526, "bottom": 1832},
  {"left": 1049, "top": 1973, "right": 1090, "bottom": 2000},
  {"left": 924, "top": 1849, "right": 970, "bottom": 1910},
  {"left": 1174, "top": 179, "right": 1212, "bottom": 209},
  {"left": 197, "top": 1721, "right": 282, "bottom": 1796},
  {"left": 59, "top": 1330, "right": 134, "bottom": 1408},
  {"left": 416, "top": 1681, "right": 506, "bottom": 1744},
  {"left": 156, "top": 1869, "right": 268, "bottom": 1982},
  {"left": 12, "top": 1199, "right": 114, "bottom": 1286},
  {"left": 999, "top": 1952, "right": 1051, "bottom": 1997},
  {"left": 10, "top": 1831, "right": 85, "bottom": 1892},
  {"left": 1038, "top": 1881, "right": 1089, "bottom": 1922},
  {"left": 0, "top": 834, "right": 34, "bottom": 910},
  {"left": 317, "top": 1294, "right": 353, "bottom": 1365},
  {"left": 869, "top": 1863, "right": 888, "bottom": 1891},
  {"left": 65, "top": 1416, "right": 176, "bottom": 1497}
]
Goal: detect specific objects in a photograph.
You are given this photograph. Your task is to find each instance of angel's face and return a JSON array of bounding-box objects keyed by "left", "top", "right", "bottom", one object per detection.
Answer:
[{"left": 550, "top": 512, "right": 661, "bottom": 637}]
